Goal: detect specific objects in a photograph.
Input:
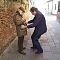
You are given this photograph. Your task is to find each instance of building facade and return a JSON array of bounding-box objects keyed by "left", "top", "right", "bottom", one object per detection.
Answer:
[{"left": 45, "top": 0, "right": 60, "bottom": 15}]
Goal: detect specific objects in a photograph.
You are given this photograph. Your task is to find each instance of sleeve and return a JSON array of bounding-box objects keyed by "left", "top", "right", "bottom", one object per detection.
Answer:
[
  {"left": 28, "top": 17, "right": 35, "bottom": 23},
  {"left": 27, "top": 15, "right": 42, "bottom": 28},
  {"left": 28, "top": 20, "right": 34, "bottom": 23}
]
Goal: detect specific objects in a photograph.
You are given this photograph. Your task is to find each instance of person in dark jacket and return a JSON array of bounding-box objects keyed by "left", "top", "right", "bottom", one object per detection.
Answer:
[{"left": 24, "top": 7, "right": 47, "bottom": 54}]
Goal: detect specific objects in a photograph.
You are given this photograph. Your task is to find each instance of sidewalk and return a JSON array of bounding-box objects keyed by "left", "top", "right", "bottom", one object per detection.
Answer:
[{"left": 0, "top": 15, "right": 60, "bottom": 60}]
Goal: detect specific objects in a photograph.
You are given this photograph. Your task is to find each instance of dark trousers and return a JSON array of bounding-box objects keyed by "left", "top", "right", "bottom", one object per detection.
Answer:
[
  {"left": 31, "top": 30, "right": 43, "bottom": 52},
  {"left": 18, "top": 36, "right": 24, "bottom": 51}
]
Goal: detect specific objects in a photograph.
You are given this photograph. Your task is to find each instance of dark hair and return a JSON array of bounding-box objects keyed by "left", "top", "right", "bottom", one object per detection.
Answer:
[
  {"left": 19, "top": 7, "right": 25, "bottom": 13},
  {"left": 30, "top": 7, "right": 38, "bottom": 12}
]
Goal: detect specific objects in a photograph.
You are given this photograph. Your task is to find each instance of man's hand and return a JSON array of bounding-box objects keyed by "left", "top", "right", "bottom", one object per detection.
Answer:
[{"left": 21, "top": 25, "right": 27, "bottom": 29}]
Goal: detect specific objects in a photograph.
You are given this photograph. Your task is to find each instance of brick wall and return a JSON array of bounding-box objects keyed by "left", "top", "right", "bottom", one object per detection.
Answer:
[{"left": 0, "top": 8, "right": 16, "bottom": 54}]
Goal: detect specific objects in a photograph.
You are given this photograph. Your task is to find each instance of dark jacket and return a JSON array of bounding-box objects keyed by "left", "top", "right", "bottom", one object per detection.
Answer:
[{"left": 27, "top": 11, "right": 47, "bottom": 35}]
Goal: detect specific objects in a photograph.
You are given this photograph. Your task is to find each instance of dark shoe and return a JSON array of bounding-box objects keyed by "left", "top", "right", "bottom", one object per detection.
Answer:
[
  {"left": 18, "top": 47, "right": 26, "bottom": 51},
  {"left": 23, "top": 47, "right": 26, "bottom": 50},
  {"left": 35, "top": 50, "right": 43, "bottom": 54},
  {"left": 31, "top": 47, "right": 36, "bottom": 49},
  {"left": 18, "top": 50, "right": 26, "bottom": 55}
]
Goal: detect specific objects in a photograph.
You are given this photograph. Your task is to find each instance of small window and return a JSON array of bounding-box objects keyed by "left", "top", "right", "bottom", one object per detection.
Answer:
[
  {"left": 55, "top": 4, "right": 56, "bottom": 10},
  {"left": 58, "top": 1, "right": 60, "bottom": 12}
]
